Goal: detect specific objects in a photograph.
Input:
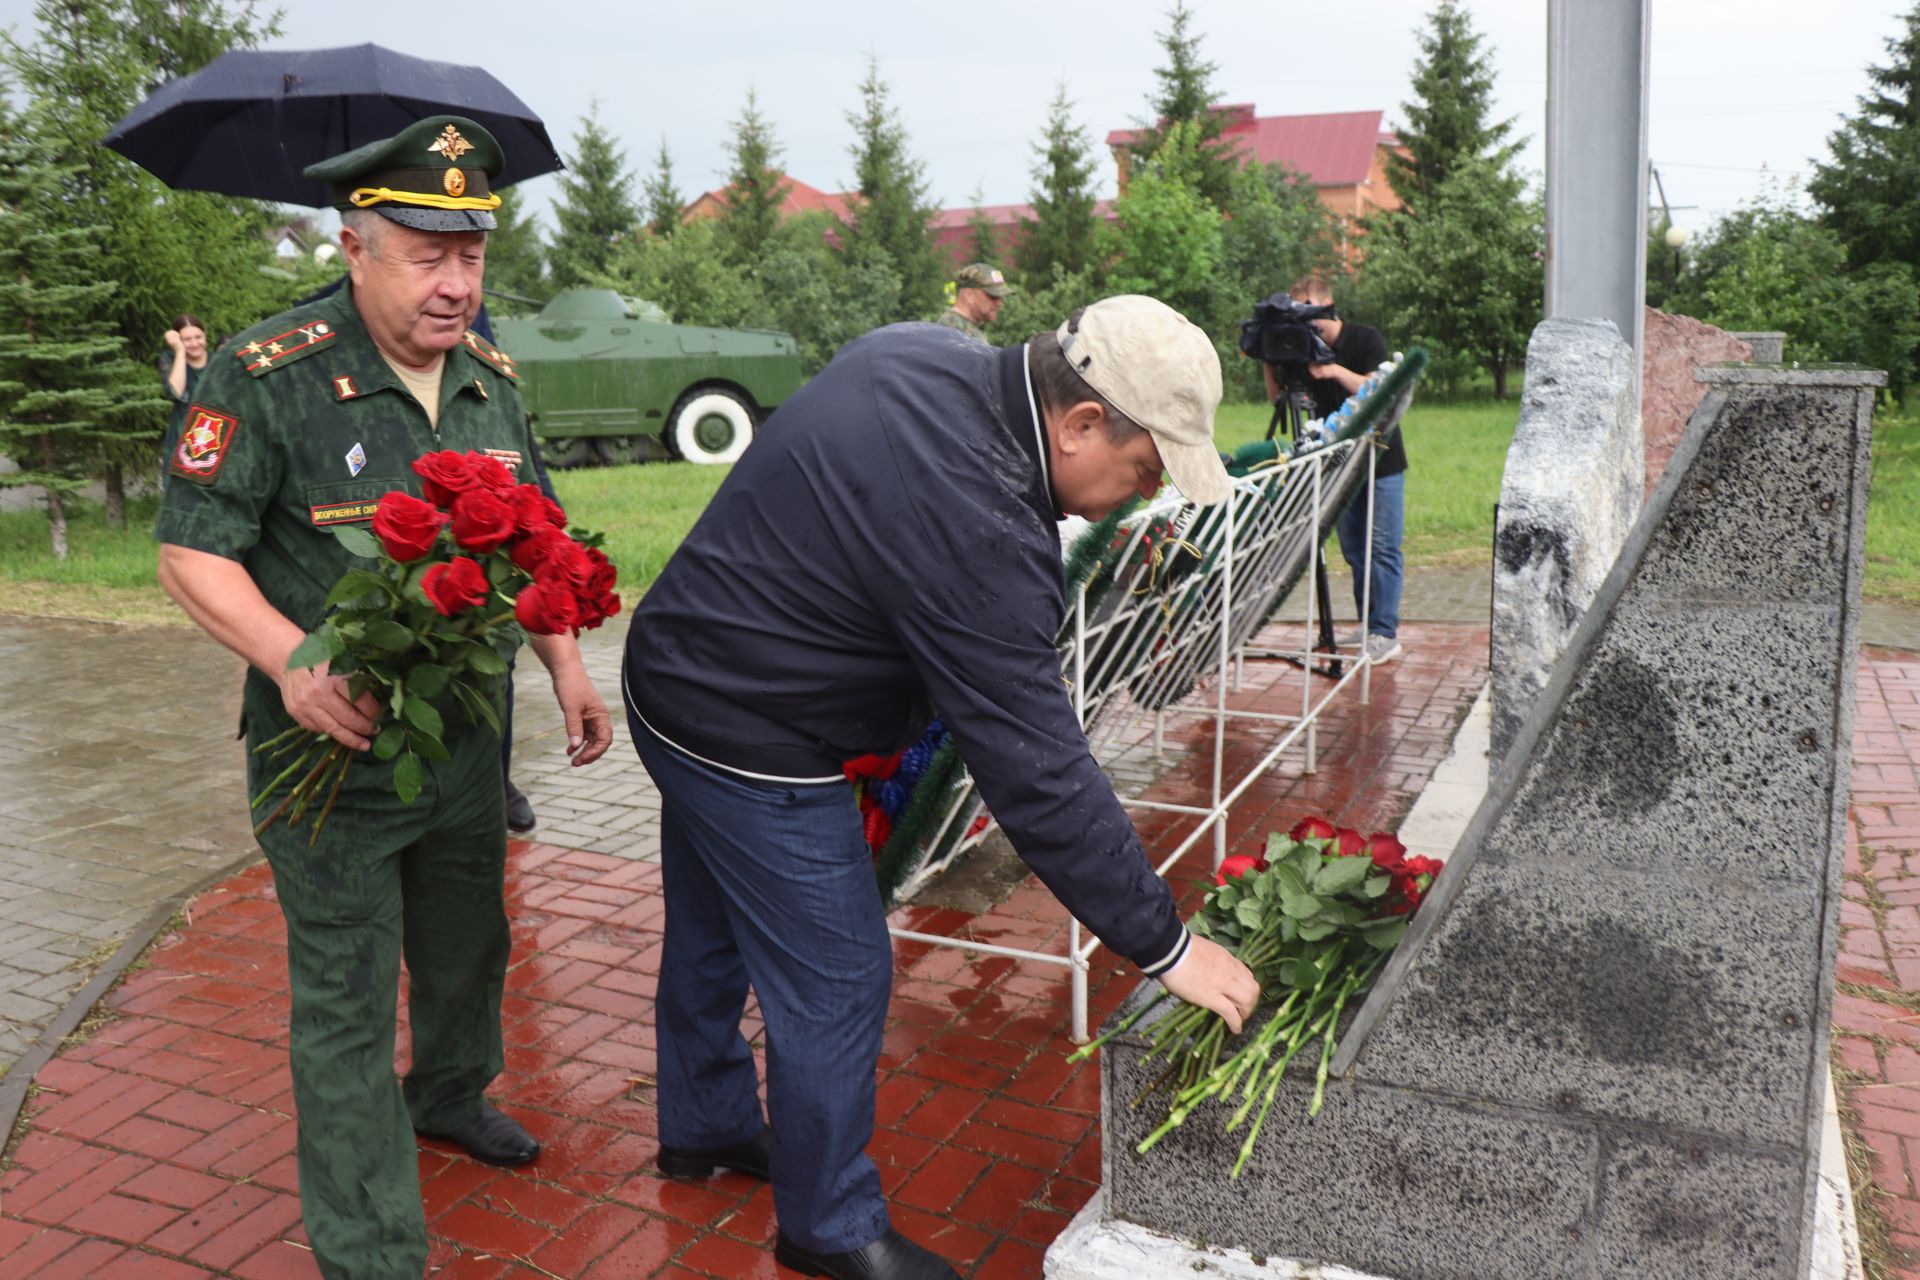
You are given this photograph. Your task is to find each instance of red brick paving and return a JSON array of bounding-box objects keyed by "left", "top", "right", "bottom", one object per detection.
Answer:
[{"left": 10, "top": 624, "right": 1907, "bottom": 1277}]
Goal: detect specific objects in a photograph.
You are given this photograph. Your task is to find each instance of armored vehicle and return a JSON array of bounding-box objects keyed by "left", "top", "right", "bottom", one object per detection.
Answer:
[{"left": 491, "top": 288, "right": 805, "bottom": 467}]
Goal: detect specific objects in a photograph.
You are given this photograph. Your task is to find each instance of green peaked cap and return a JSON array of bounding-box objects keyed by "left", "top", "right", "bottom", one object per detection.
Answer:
[{"left": 304, "top": 114, "right": 504, "bottom": 232}]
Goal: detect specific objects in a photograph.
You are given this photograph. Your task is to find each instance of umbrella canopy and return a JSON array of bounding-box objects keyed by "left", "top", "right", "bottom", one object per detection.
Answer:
[{"left": 102, "top": 43, "right": 563, "bottom": 207}]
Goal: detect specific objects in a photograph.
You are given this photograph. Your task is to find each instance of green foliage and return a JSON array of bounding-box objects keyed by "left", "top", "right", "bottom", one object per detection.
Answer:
[
  {"left": 0, "top": 108, "right": 167, "bottom": 557},
  {"left": 548, "top": 101, "right": 638, "bottom": 291},
  {"left": 1126, "top": 1, "right": 1239, "bottom": 209},
  {"left": 602, "top": 216, "right": 760, "bottom": 329},
  {"left": 1214, "top": 161, "right": 1346, "bottom": 398},
  {"left": 962, "top": 186, "right": 999, "bottom": 267},
  {"left": 1665, "top": 188, "right": 1920, "bottom": 396},
  {"left": 1361, "top": 154, "right": 1540, "bottom": 398},
  {"left": 483, "top": 189, "right": 549, "bottom": 316},
  {"left": 1387, "top": 0, "right": 1519, "bottom": 214},
  {"left": 1809, "top": 5, "right": 1920, "bottom": 281},
  {"left": 1019, "top": 83, "right": 1101, "bottom": 283},
  {"left": 838, "top": 57, "right": 945, "bottom": 320},
  {"left": 713, "top": 89, "right": 789, "bottom": 268},
  {"left": 641, "top": 135, "right": 684, "bottom": 237},
  {"left": 983, "top": 264, "right": 1104, "bottom": 347},
  {"left": 1102, "top": 121, "right": 1223, "bottom": 324}
]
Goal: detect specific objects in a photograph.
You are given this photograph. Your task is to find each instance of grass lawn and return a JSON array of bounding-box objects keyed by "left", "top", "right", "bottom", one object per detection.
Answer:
[{"left": 3, "top": 391, "right": 1918, "bottom": 624}]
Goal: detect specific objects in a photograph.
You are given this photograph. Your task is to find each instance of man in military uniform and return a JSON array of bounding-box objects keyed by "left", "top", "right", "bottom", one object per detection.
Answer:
[
  {"left": 155, "top": 116, "right": 613, "bottom": 1279},
  {"left": 934, "top": 261, "right": 1012, "bottom": 340}
]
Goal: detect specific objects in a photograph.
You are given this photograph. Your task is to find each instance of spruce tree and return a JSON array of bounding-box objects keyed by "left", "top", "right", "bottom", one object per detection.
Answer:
[
  {"left": 838, "top": 57, "right": 945, "bottom": 318},
  {"left": 642, "top": 135, "right": 685, "bottom": 236},
  {"left": 1809, "top": 4, "right": 1920, "bottom": 280},
  {"left": 5, "top": 0, "right": 282, "bottom": 527},
  {"left": 714, "top": 89, "right": 790, "bottom": 269},
  {"left": 1126, "top": 2, "right": 1239, "bottom": 210},
  {"left": 0, "top": 109, "right": 164, "bottom": 558},
  {"left": 1019, "top": 83, "right": 1100, "bottom": 283},
  {"left": 548, "top": 101, "right": 638, "bottom": 290},
  {"left": 482, "top": 193, "right": 548, "bottom": 315},
  {"left": 963, "top": 186, "right": 998, "bottom": 265},
  {"left": 1387, "top": 0, "right": 1519, "bottom": 215}
]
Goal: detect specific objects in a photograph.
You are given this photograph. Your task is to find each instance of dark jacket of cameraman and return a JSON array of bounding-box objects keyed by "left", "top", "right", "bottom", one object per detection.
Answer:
[{"left": 1304, "top": 322, "right": 1403, "bottom": 478}]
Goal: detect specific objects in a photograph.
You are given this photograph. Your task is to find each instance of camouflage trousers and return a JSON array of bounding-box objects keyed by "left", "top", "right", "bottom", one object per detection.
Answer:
[{"left": 248, "top": 688, "right": 510, "bottom": 1280}]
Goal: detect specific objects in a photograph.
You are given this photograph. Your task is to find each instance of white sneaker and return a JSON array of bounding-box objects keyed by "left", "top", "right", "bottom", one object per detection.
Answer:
[{"left": 1364, "top": 634, "right": 1402, "bottom": 664}]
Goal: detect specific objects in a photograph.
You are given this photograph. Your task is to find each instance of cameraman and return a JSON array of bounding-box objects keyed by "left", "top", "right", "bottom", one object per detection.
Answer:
[{"left": 1263, "top": 275, "right": 1403, "bottom": 663}]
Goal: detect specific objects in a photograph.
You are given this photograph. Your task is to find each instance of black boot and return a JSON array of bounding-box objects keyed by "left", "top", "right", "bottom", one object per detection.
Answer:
[
  {"left": 415, "top": 1102, "right": 540, "bottom": 1167},
  {"left": 505, "top": 779, "right": 536, "bottom": 833},
  {"left": 774, "top": 1229, "right": 961, "bottom": 1279},
  {"left": 658, "top": 1124, "right": 772, "bottom": 1180}
]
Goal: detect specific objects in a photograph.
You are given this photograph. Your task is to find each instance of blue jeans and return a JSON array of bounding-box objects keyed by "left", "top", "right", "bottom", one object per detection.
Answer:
[
  {"left": 1335, "top": 470, "right": 1404, "bottom": 640},
  {"left": 629, "top": 715, "right": 893, "bottom": 1255}
]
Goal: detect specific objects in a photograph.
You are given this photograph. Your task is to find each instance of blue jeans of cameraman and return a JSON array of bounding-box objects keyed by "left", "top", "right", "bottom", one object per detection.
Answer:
[
  {"left": 627, "top": 711, "right": 894, "bottom": 1255},
  {"left": 1335, "top": 470, "right": 1404, "bottom": 640}
]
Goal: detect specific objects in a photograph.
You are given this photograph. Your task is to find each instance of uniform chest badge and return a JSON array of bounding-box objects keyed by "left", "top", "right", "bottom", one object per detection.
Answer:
[{"left": 346, "top": 442, "right": 367, "bottom": 476}]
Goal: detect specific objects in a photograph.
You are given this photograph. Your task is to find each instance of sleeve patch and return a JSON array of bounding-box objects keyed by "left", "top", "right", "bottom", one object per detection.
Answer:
[{"left": 168, "top": 406, "right": 241, "bottom": 485}]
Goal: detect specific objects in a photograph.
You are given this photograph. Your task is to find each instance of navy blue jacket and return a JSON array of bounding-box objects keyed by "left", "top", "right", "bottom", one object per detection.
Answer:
[{"left": 622, "top": 323, "right": 1189, "bottom": 976}]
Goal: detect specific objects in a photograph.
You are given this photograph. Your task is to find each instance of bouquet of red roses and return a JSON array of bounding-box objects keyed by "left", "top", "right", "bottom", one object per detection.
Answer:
[
  {"left": 1072, "top": 817, "right": 1442, "bottom": 1177},
  {"left": 251, "top": 449, "right": 620, "bottom": 843}
]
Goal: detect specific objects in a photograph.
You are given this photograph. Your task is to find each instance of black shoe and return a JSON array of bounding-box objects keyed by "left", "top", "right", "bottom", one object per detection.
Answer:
[
  {"left": 505, "top": 779, "right": 536, "bottom": 833},
  {"left": 774, "top": 1229, "right": 960, "bottom": 1279},
  {"left": 415, "top": 1102, "right": 540, "bottom": 1167},
  {"left": 658, "top": 1124, "right": 772, "bottom": 1180}
]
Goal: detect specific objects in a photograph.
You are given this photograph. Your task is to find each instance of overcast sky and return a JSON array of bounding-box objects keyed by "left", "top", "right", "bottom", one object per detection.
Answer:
[{"left": 8, "top": 0, "right": 1907, "bottom": 239}]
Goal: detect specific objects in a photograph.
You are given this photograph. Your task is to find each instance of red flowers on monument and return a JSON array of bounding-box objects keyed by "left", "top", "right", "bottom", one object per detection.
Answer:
[{"left": 251, "top": 450, "right": 621, "bottom": 842}]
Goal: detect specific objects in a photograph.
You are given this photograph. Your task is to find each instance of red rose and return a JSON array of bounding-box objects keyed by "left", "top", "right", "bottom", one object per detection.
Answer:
[
  {"left": 471, "top": 453, "right": 516, "bottom": 493},
  {"left": 512, "top": 576, "right": 578, "bottom": 635},
  {"left": 1289, "top": 816, "right": 1337, "bottom": 843},
  {"left": 539, "top": 543, "right": 594, "bottom": 597},
  {"left": 1214, "top": 854, "right": 1264, "bottom": 886},
  {"left": 584, "top": 546, "right": 618, "bottom": 597},
  {"left": 449, "top": 489, "right": 517, "bottom": 554},
  {"left": 371, "top": 491, "right": 447, "bottom": 562},
  {"left": 510, "top": 524, "right": 572, "bottom": 575},
  {"left": 421, "top": 556, "right": 490, "bottom": 617},
  {"left": 412, "top": 450, "right": 483, "bottom": 507},
  {"left": 843, "top": 753, "right": 901, "bottom": 781},
  {"left": 508, "top": 483, "right": 567, "bottom": 534},
  {"left": 1367, "top": 832, "right": 1409, "bottom": 870}
]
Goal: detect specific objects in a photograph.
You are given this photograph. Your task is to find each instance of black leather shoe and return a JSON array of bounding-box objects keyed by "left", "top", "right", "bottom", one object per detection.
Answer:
[
  {"left": 416, "top": 1102, "right": 540, "bottom": 1167},
  {"left": 774, "top": 1229, "right": 960, "bottom": 1279},
  {"left": 505, "top": 779, "right": 536, "bottom": 833},
  {"left": 658, "top": 1124, "right": 772, "bottom": 1180}
]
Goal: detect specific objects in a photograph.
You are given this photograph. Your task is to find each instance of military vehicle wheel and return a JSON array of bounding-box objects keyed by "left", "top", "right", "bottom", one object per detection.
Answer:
[
  {"left": 593, "top": 435, "right": 652, "bottom": 467},
  {"left": 542, "top": 436, "right": 595, "bottom": 469},
  {"left": 668, "top": 389, "right": 753, "bottom": 465}
]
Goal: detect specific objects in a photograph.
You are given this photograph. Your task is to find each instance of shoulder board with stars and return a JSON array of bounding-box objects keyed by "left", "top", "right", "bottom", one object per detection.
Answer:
[
  {"left": 460, "top": 330, "right": 520, "bottom": 381},
  {"left": 237, "top": 319, "right": 338, "bottom": 378}
]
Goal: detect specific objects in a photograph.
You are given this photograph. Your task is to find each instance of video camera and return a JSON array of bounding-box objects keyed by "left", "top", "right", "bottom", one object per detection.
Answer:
[{"left": 1237, "top": 293, "right": 1338, "bottom": 368}]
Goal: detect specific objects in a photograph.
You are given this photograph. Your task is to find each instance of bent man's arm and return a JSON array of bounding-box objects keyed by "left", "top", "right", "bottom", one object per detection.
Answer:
[
  {"left": 527, "top": 632, "right": 612, "bottom": 765},
  {"left": 157, "top": 543, "right": 379, "bottom": 750}
]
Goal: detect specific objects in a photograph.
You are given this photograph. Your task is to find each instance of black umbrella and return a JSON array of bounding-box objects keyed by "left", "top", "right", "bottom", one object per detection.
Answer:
[{"left": 102, "top": 42, "right": 563, "bottom": 206}]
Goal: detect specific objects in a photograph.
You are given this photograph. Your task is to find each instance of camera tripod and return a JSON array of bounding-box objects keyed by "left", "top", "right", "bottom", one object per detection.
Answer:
[{"left": 1265, "top": 374, "right": 1344, "bottom": 680}]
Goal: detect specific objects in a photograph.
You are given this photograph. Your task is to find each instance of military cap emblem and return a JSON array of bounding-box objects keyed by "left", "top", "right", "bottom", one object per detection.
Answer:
[
  {"left": 444, "top": 168, "right": 466, "bottom": 197},
  {"left": 428, "top": 124, "right": 475, "bottom": 163}
]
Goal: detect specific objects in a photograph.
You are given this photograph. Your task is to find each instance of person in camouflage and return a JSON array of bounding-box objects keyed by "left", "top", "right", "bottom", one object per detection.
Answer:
[
  {"left": 155, "top": 116, "right": 612, "bottom": 1279},
  {"left": 934, "top": 261, "right": 1013, "bottom": 341}
]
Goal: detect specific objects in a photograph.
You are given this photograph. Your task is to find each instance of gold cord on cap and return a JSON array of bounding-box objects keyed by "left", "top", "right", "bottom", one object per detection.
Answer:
[{"left": 346, "top": 186, "right": 502, "bottom": 212}]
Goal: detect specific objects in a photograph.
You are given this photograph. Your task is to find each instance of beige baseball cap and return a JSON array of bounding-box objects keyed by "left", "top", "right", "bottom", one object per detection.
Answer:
[{"left": 1056, "top": 295, "right": 1230, "bottom": 505}]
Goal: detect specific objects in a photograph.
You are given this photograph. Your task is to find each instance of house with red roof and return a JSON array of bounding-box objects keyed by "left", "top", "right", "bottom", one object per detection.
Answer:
[
  {"left": 1108, "top": 106, "right": 1406, "bottom": 259},
  {"left": 682, "top": 172, "right": 852, "bottom": 226}
]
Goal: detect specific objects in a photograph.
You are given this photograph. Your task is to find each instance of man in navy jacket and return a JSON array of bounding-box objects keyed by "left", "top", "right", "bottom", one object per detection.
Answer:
[{"left": 622, "top": 295, "right": 1259, "bottom": 1280}]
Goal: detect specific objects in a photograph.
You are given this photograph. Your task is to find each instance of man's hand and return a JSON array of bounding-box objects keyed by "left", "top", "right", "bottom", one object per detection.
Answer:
[
  {"left": 551, "top": 664, "right": 612, "bottom": 766},
  {"left": 1159, "top": 935, "right": 1260, "bottom": 1034},
  {"left": 1307, "top": 361, "right": 1363, "bottom": 394},
  {"left": 278, "top": 659, "right": 381, "bottom": 751}
]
